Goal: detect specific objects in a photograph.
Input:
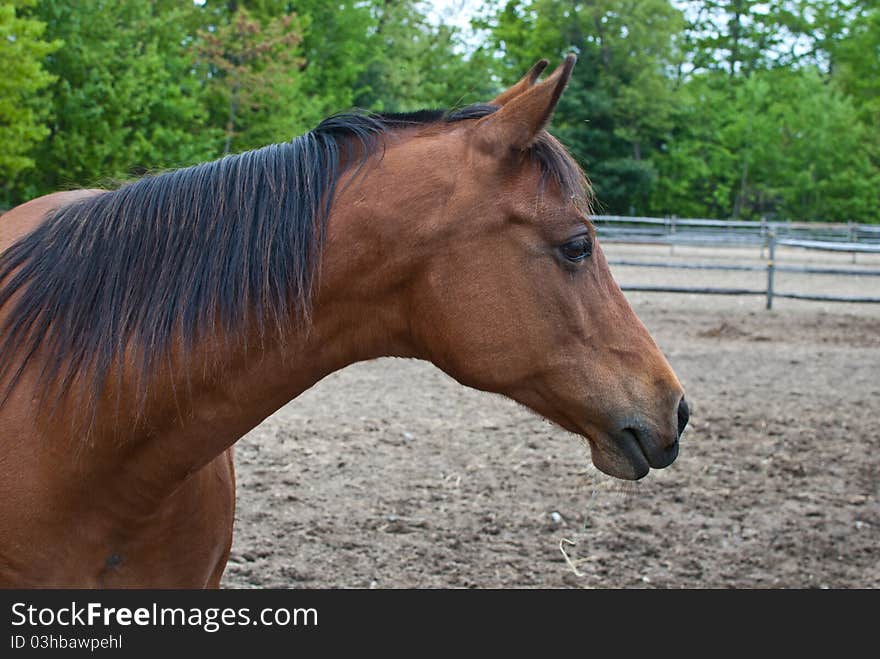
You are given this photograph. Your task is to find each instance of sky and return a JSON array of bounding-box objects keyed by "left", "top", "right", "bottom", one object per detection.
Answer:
[
  {"left": 423, "top": 0, "right": 486, "bottom": 53},
  {"left": 423, "top": 0, "right": 482, "bottom": 32}
]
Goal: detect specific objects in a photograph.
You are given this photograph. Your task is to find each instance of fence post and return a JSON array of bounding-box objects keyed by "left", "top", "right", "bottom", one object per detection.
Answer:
[
  {"left": 760, "top": 215, "right": 767, "bottom": 259},
  {"left": 669, "top": 215, "right": 677, "bottom": 256},
  {"left": 766, "top": 229, "right": 776, "bottom": 310},
  {"left": 848, "top": 221, "right": 856, "bottom": 264}
]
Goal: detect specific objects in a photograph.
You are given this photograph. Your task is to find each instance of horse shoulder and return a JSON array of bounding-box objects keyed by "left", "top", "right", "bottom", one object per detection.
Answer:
[{"left": 0, "top": 189, "right": 106, "bottom": 251}]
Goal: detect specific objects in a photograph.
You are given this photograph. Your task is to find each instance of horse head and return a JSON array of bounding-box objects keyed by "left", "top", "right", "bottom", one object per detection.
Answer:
[{"left": 329, "top": 56, "right": 689, "bottom": 479}]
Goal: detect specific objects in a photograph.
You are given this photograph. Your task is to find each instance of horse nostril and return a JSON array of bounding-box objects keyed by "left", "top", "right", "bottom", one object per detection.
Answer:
[{"left": 677, "top": 397, "right": 690, "bottom": 437}]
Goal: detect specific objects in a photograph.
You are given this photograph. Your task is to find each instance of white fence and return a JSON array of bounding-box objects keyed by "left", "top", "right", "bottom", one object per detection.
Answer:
[{"left": 593, "top": 215, "right": 880, "bottom": 309}]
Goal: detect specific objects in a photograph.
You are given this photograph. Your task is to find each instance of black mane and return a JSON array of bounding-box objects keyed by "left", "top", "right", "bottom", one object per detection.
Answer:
[{"left": 0, "top": 104, "right": 588, "bottom": 419}]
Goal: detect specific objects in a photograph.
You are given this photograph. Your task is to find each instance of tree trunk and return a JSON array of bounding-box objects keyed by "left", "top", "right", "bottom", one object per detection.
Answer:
[
  {"left": 223, "top": 83, "right": 240, "bottom": 156},
  {"left": 732, "top": 157, "right": 748, "bottom": 218},
  {"left": 729, "top": 0, "right": 743, "bottom": 77}
]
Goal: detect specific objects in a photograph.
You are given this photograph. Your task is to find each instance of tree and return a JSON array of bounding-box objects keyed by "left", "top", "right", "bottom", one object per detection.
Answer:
[
  {"left": 483, "top": 0, "right": 684, "bottom": 214},
  {"left": 25, "top": 0, "right": 215, "bottom": 197},
  {"left": 0, "top": 0, "right": 58, "bottom": 204},
  {"left": 4, "top": 0, "right": 877, "bottom": 223},
  {"left": 651, "top": 67, "right": 880, "bottom": 222},
  {"left": 681, "top": 0, "right": 799, "bottom": 75},
  {"left": 222, "top": 1, "right": 496, "bottom": 119},
  {"left": 813, "top": 1, "right": 880, "bottom": 124},
  {"left": 351, "top": 0, "right": 496, "bottom": 112},
  {"left": 194, "top": 6, "right": 305, "bottom": 154},
  {"left": 288, "top": 0, "right": 376, "bottom": 123}
]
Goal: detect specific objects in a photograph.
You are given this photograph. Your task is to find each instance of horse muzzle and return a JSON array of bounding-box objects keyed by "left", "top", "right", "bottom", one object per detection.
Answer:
[{"left": 593, "top": 396, "right": 690, "bottom": 480}]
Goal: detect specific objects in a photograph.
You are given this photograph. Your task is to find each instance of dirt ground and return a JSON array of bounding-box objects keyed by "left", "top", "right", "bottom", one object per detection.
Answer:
[{"left": 222, "top": 243, "right": 880, "bottom": 588}]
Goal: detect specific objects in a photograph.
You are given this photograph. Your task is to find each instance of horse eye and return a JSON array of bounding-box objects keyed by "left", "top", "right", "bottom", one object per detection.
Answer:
[{"left": 560, "top": 236, "right": 592, "bottom": 262}]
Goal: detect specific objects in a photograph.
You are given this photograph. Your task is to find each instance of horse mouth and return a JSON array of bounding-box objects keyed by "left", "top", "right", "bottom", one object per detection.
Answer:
[
  {"left": 617, "top": 429, "right": 652, "bottom": 479},
  {"left": 592, "top": 428, "right": 679, "bottom": 480},
  {"left": 588, "top": 428, "right": 674, "bottom": 481}
]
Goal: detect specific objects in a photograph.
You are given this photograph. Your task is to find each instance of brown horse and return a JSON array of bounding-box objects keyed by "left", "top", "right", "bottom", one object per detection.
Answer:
[{"left": 0, "top": 56, "right": 687, "bottom": 587}]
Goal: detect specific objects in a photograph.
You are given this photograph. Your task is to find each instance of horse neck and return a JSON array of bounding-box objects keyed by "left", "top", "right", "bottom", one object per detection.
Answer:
[{"left": 105, "top": 179, "right": 420, "bottom": 503}]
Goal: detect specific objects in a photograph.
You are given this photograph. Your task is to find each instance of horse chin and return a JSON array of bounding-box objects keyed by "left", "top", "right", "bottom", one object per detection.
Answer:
[{"left": 588, "top": 436, "right": 651, "bottom": 481}]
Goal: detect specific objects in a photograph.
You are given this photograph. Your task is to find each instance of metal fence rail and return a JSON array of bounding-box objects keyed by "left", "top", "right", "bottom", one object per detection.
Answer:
[
  {"left": 608, "top": 258, "right": 880, "bottom": 277},
  {"left": 778, "top": 239, "right": 880, "bottom": 253},
  {"left": 597, "top": 217, "right": 880, "bottom": 309},
  {"left": 594, "top": 215, "right": 880, "bottom": 250}
]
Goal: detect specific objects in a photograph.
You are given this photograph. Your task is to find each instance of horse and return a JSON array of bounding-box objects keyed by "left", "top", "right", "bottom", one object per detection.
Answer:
[{"left": 0, "top": 56, "right": 688, "bottom": 587}]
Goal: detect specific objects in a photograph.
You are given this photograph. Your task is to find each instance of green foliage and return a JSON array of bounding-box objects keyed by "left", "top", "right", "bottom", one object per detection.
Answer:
[
  {"left": 0, "top": 0, "right": 58, "bottom": 202},
  {"left": 651, "top": 69, "right": 880, "bottom": 221},
  {"left": 351, "top": 1, "right": 495, "bottom": 112},
  {"left": 0, "top": 0, "right": 877, "bottom": 222},
  {"left": 649, "top": 1, "right": 880, "bottom": 221},
  {"left": 483, "top": 0, "right": 683, "bottom": 213},
  {"left": 26, "top": 0, "right": 215, "bottom": 197},
  {"left": 194, "top": 6, "right": 305, "bottom": 154},
  {"left": 684, "top": 0, "right": 800, "bottom": 75},
  {"left": 822, "top": 2, "right": 880, "bottom": 126},
  {"left": 485, "top": 0, "right": 880, "bottom": 222}
]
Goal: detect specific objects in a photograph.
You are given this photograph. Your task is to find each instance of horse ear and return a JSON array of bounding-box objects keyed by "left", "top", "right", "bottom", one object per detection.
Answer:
[
  {"left": 490, "top": 59, "right": 549, "bottom": 106},
  {"left": 476, "top": 54, "right": 576, "bottom": 151}
]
